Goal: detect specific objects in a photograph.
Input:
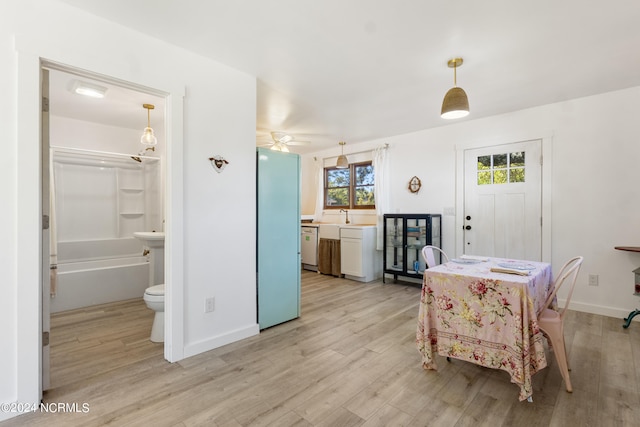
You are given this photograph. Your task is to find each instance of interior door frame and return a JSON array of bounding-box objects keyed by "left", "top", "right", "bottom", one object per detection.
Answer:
[
  {"left": 15, "top": 42, "right": 185, "bottom": 407},
  {"left": 41, "top": 68, "right": 51, "bottom": 391},
  {"left": 454, "top": 134, "right": 553, "bottom": 262}
]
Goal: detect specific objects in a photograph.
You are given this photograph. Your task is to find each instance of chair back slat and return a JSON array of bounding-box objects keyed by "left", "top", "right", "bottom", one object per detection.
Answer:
[
  {"left": 543, "top": 256, "right": 583, "bottom": 317},
  {"left": 421, "top": 245, "right": 449, "bottom": 269}
]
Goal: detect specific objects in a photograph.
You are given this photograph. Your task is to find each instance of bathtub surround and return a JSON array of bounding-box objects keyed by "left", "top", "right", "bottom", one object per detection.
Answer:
[
  {"left": 52, "top": 148, "right": 162, "bottom": 241},
  {"left": 52, "top": 255, "right": 149, "bottom": 313},
  {"left": 49, "top": 148, "right": 161, "bottom": 312}
]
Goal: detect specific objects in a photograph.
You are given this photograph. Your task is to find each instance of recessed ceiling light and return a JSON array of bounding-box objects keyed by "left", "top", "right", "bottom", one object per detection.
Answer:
[{"left": 70, "top": 80, "right": 108, "bottom": 98}]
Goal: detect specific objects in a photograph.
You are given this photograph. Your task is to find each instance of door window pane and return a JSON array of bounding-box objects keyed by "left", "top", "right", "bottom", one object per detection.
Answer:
[
  {"left": 510, "top": 152, "right": 525, "bottom": 167},
  {"left": 477, "top": 171, "right": 491, "bottom": 184},
  {"left": 510, "top": 168, "right": 525, "bottom": 183},
  {"left": 478, "top": 155, "right": 491, "bottom": 170},
  {"left": 476, "top": 152, "right": 526, "bottom": 185},
  {"left": 493, "top": 153, "right": 507, "bottom": 168},
  {"left": 493, "top": 169, "right": 507, "bottom": 184}
]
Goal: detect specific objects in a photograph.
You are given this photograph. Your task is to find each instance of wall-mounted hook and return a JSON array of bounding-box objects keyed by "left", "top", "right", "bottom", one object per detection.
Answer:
[{"left": 209, "top": 155, "right": 229, "bottom": 173}]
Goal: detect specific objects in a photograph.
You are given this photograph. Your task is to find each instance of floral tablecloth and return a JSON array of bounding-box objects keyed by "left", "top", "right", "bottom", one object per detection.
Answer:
[{"left": 416, "top": 257, "right": 553, "bottom": 401}]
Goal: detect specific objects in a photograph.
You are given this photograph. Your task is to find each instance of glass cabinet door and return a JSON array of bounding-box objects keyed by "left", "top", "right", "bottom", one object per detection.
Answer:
[
  {"left": 384, "top": 216, "right": 403, "bottom": 272},
  {"left": 406, "top": 218, "right": 426, "bottom": 275}
]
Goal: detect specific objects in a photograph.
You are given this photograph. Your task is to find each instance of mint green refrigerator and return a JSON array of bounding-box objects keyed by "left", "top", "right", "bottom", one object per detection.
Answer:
[{"left": 257, "top": 148, "right": 301, "bottom": 329}]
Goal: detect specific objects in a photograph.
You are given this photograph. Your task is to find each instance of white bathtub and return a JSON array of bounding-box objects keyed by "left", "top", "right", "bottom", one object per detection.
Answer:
[{"left": 51, "top": 255, "right": 149, "bottom": 313}]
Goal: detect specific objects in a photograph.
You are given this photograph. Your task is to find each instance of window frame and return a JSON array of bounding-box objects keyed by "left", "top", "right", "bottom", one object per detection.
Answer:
[{"left": 323, "top": 161, "right": 375, "bottom": 210}]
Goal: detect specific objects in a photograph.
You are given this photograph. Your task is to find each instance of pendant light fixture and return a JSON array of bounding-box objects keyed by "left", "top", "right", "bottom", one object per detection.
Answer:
[
  {"left": 336, "top": 141, "right": 349, "bottom": 169},
  {"left": 140, "top": 103, "right": 158, "bottom": 146},
  {"left": 441, "top": 57, "right": 469, "bottom": 119}
]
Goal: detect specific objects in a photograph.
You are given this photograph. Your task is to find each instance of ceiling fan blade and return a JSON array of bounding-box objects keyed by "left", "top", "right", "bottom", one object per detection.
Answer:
[
  {"left": 270, "top": 131, "right": 292, "bottom": 143},
  {"left": 286, "top": 140, "right": 311, "bottom": 145}
]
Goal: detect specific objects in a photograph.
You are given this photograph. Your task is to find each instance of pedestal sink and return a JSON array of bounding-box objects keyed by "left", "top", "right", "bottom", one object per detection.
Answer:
[{"left": 134, "top": 231, "right": 165, "bottom": 287}]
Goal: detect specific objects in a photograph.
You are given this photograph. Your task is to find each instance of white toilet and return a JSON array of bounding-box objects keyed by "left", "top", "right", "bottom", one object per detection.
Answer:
[{"left": 143, "top": 284, "right": 165, "bottom": 342}]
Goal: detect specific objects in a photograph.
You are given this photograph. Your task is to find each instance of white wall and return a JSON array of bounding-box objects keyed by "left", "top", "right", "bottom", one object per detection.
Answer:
[
  {"left": 1, "top": 0, "right": 258, "bottom": 421},
  {"left": 303, "top": 86, "right": 640, "bottom": 319}
]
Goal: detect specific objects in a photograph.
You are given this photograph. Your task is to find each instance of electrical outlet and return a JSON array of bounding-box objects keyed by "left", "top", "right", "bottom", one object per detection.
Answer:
[
  {"left": 205, "top": 297, "right": 215, "bottom": 313},
  {"left": 588, "top": 274, "right": 599, "bottom": 286}
]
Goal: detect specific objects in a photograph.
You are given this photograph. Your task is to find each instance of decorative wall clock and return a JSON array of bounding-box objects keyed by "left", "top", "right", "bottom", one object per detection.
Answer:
[{"left": 408, "top": 176, "right": 421, "bottom": 193}]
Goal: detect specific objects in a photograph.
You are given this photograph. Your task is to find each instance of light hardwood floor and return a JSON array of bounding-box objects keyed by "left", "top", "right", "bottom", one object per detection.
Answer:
[{"left": 3, "top": 271, "right": 640, "bottom": 426}]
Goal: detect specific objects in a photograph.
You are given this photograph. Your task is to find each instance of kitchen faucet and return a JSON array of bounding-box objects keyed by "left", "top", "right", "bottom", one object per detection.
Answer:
[{"left": 340, "top": 209, "right": 350, "bottom": 224}]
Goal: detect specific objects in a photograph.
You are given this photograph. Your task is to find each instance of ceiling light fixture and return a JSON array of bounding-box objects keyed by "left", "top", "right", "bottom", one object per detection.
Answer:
[
  {"left": 441, "top": 57, "right": 469, "bottom": 119},
  {"left": 140, "top": 103, "right": 158, "bottom": 146},
  {"left": 270, "top": 142, "right": 289, "bottom": 152},
  {"left": 336, "top": 141, "right": 349, "bottom": 169},
  {"left": 71, "top": 80, "right": 107, "bottom": 98}
]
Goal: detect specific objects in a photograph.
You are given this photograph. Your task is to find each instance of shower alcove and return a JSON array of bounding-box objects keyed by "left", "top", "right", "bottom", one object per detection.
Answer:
[{"left": 51, "top": 148, "right": 163, "bottom": 312}]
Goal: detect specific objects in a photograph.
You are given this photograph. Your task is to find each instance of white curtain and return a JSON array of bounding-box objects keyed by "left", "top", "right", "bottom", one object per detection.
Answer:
[
  {"left": 313, "top": 157, "right": 324, "bottom": 222},
  {"left": 373, "top": 144, "right": 390, "bottom": 250}
]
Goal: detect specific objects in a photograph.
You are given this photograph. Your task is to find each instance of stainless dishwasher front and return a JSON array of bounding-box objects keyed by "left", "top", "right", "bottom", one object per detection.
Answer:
[{"left": 301, "top": 226, "right": 318, "bottom": 271}]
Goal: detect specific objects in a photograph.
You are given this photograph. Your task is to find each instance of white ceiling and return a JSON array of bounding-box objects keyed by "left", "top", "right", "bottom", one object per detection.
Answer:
[
  {"left": 49, "top": 68, "right": 165, "bottom": 133},
  {"left": 56, "top": 0, "right": 640, "bottom": 154}
]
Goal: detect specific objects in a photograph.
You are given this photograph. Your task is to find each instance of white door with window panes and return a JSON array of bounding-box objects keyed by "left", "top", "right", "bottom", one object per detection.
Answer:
[{"left": 463, "top": 140, "right": 542, "bottom": 261}]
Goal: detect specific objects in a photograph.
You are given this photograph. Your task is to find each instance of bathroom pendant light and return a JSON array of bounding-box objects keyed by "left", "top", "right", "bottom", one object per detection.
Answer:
[
  {"left": 140, "top": 103, "right": 158, "bottom": 146},
  {"left": 441, "top": 57, "right": 470, "bottom": 119},
  {"left": 336, "top": 141, "right": 349, "bottom": 169}
]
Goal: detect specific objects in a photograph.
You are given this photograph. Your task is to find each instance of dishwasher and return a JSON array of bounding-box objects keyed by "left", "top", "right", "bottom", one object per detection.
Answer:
[{"left": 301, "top": 226, "right": 318, "bottom": 271}]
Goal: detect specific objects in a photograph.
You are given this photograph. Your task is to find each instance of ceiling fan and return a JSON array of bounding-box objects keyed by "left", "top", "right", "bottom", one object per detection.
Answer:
[{"left": 260, "top": 131, "right": 311, "bottom": 152}]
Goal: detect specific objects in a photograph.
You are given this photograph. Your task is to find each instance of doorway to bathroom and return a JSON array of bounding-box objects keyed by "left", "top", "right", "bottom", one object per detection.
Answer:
[{"left": 41, "top": 62, "right": 168, "bottom": 391}]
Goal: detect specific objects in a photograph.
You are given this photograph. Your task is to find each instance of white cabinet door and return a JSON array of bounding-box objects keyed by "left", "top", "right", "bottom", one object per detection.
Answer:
[{"left": 341, "top": 237, "right": 362, "bottom": 276}]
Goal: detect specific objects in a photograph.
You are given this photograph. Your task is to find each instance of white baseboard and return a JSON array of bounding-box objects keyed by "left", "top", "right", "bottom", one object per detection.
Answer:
[
  {"left": 183, "top": 324, "right": 259, "bottom": 359},
  {"left": 559, "top": 298, "right": 640, "bottom": 323}
]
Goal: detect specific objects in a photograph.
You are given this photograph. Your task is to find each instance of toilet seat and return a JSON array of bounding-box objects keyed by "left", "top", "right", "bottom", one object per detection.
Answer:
[{"left": 145, "top": 284, "right": 165, "bottom": 296}]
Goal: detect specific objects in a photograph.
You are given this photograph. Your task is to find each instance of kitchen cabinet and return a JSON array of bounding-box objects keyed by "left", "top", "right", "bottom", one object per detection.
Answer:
[
  {"left": 340, "top": 226, "right": 381, "bottom": 282},
  {"left": 383, "top": 214, "right": 442, "bottom": 283}
]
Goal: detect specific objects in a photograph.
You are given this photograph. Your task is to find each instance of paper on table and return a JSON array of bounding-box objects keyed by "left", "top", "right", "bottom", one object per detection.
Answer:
[
  {"left": 460, "top": 254, "right": 489, "bottom": 261},
  {"left": 490, "top": 267, "right": 530, "bottom": 276}
]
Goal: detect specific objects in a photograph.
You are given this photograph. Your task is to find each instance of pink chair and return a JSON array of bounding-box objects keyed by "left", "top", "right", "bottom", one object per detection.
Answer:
[
  {"left": 538, "top": 256, "right": 583, "bottom": 392},
  {"left": 421, "top": 245, "right": 449, "bottom": 269}
]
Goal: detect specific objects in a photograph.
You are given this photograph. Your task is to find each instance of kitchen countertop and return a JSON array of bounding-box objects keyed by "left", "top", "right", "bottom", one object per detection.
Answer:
[{"left": 301, "top": 223, "right": 376, "bottom": 229}]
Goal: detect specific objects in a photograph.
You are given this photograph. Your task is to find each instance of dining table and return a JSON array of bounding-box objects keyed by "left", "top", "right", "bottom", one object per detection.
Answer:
[{"left": 416, "top": 255, "right": 553, "bottom": 401}]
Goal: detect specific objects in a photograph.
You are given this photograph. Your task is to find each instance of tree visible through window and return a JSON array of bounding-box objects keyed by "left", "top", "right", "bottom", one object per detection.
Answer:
[
  {"left": 477, "top": 152, "right": 525, "bottom": 185},
  {"left": 325, "top": 161, "right": 375, "bottom": 209}
]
